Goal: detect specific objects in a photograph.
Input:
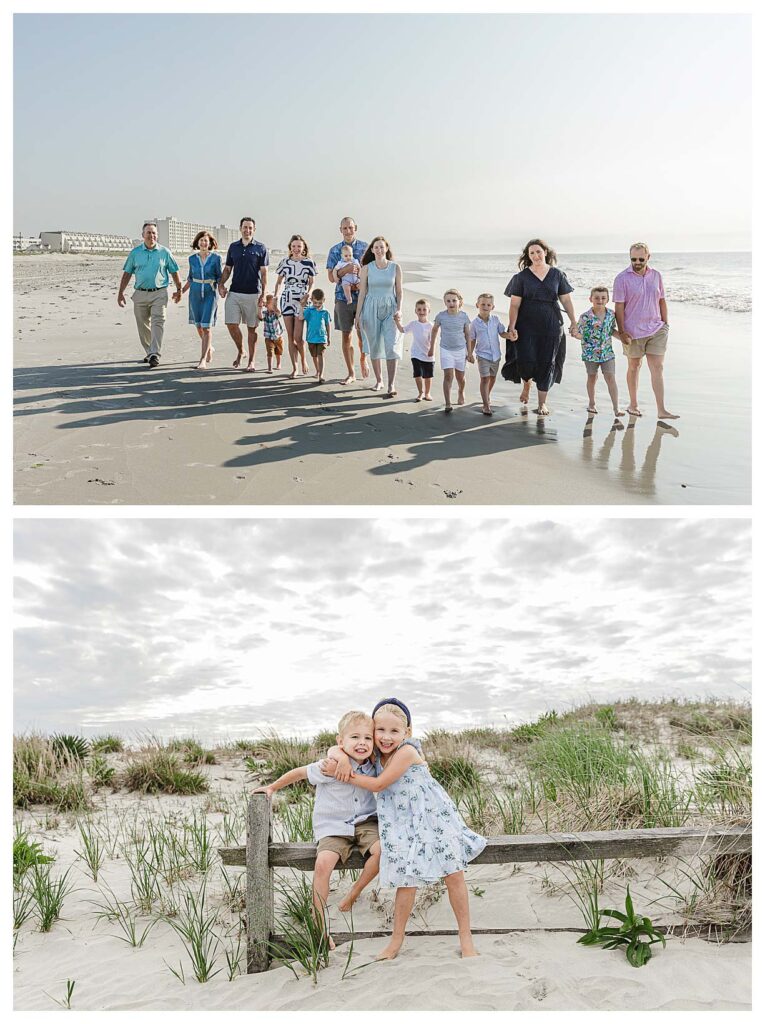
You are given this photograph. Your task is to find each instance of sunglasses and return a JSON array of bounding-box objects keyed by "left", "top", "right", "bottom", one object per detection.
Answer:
[{"left": 630, "top": 257, "right": 647, "bottom": 263}]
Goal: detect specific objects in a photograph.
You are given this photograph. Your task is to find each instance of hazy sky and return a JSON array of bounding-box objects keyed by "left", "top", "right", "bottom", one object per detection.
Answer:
[
  {"left": 13, "top": 12, "right": 751, "bottom": 251},
  {"left": 14, "top": 518, "right": 751, "bottom": 741}
]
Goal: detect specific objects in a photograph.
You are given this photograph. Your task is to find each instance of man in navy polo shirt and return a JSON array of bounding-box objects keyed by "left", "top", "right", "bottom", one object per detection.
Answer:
[
  {"left": 118, "top": 222, "right": 183, "bottom": 368},
  {"left": 327, "top": 217, "right": 369, "bottom": 384},
  {"left": 218, "top": 216, "right": 269, "bottom": 371}
]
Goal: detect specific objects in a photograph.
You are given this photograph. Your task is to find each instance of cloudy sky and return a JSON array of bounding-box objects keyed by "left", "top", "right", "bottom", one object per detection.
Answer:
[
  {"left": 13, "top": 518, "right": 750, "bottom": 742},
  {"left": 13, "top": 12, "right": 750, "bottom": 251}
]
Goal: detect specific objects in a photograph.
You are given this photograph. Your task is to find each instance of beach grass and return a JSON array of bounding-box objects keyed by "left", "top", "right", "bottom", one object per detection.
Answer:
[{"left": 11, "top": 697, "right": 752, "bottom": 968}]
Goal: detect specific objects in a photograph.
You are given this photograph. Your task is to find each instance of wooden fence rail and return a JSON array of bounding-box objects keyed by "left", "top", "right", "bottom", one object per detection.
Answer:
[{"left": 219, "top": 793, "right": 751, "bottom": 973}]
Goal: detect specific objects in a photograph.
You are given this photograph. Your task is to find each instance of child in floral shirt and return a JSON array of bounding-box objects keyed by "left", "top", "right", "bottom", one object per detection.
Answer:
[{"left": 572, "top": 286, "right": 625, "bottom": 416}]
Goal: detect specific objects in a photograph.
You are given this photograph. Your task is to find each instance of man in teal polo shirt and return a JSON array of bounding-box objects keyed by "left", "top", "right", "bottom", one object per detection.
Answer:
[{"left": 118, "top": 222, "right": 183, "bottom": 367}]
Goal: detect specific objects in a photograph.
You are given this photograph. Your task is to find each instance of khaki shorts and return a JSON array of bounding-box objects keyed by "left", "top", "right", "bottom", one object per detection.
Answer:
[
  {"left": 316, "top": 819, "right": 379, "bottom": 864},
  {"left": 225, "top": 291, "right": 260, "bottom": 328},
  {"left": 622, "top": 323, "right": 669, "bottom": 359},
  {"left": 477, "top": 356, "right": 500, "bottom": 378},
  {"left": 265, "top": 337, "right": 284, "bottom": 356}
]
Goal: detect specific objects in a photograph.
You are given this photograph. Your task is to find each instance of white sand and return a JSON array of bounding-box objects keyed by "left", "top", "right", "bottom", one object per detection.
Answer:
[
  {"left": 13, "top": 753, "right": 751, "bottom": 1011},
  {"left": 14, "top": 253, "right": 658, "bottom": 505}
]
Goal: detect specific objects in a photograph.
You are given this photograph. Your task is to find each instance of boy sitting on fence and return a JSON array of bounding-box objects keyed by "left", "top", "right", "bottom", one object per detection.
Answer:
[{"left": 253, "top": 710, "right": 381, "bottom": 947}]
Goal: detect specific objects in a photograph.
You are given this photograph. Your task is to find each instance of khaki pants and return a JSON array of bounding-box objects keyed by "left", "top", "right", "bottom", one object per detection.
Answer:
[{"left": 132, "top": 289, "right": 168, "bottom": 356}]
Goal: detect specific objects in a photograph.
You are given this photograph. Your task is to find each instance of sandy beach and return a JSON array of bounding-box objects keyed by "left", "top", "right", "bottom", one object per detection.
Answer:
[
  {"left": 13, "top": 703, "right": 752, "bottom": 1011},
  {"left": 15, "top": 252, "right": 747, "bottom": 506}
]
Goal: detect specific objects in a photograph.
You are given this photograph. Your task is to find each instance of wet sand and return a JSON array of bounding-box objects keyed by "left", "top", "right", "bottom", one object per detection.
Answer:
[{"left": 14, "top": 254, "right": 748, "bottom": 505}]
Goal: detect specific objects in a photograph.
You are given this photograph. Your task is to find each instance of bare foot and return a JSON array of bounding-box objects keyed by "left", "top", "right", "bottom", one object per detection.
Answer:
[
  {"left": 422, "top": 394, "right": 433, "bottom": 401},
  {"left": 519, "top": 384, "right": 530, "bottom": 403},
  {"left": 319, "top": 376, "right": 326, "bottom": 384},
  {"left": 481, "top": 406, "right": 492, "bottom": 416},
  {"left": 376, "top": 939, "right": 403, "bottom": 961},
  {"left": 233, "top": 353, "right": 243, "bottom": 368},
  {"left": 206, "top": 346, "right": 214, "bottom": 364},
  {"left": 266, "top": 368, "right": 273, "bottom": 374},
  {"left": 587, "top": 405, "right": 598, "bottom": 414},
  {"left": 327, "top": 934, "right": 336, "bottom": 951},
  {"left": 415, "top": 394, "right": 423, "bottom": 402},
  {"left": 289, "top": 369, "right": 297, "bottom": 379},
  {"left": 276, "top": 361, "right": 282, "bottom": 370},
  {"left": 361, "top": 358, "right": 370, "bottom": 379},
  {"left": 338, "top": 893, "right": 356, "bottom": 913},
  {"left": 461, "top": 948, "right": 480, "bottom": 958},
  {"left": 371, "top": 381, "right": 384, "bottom": 392},
  {"left": 341, "top": 374, "right": 356, "bottom": 385},
  {"left": 534, "top": 404, "right": 550, "bottom": 415},
  {"left": 195, "top": 361, "right": 207, "bottom": 370},
  {"left": 385, "top": 389, "right": 397, "bottom": 398},
  {"left": 626, "top": 406, "right": 642, "bottom": 417},
  {"left": 658, "top": 409, "right": 680, "bottom": 419},
  {"left": 301, "top": 364, "right": 309, "bottom": 374},
  {"left": 244, "top": 363, "right": 255, "bottom": 373},
  {"left": 457, "top": 390, "right": 465, "bottom": 405},
  {"left": 444, "top": 405, "right": 453, "bottom": 414}
]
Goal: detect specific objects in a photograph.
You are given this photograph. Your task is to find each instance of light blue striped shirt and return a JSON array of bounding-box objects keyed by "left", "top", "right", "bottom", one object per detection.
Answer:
[{"left": 305, "top": 758, "right": 378, "bottom": 840}]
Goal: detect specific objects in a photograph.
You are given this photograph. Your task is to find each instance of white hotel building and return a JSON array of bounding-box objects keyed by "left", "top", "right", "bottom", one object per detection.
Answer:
[{"left": 154, "top": 216, "right": 239, "bottom": 252}]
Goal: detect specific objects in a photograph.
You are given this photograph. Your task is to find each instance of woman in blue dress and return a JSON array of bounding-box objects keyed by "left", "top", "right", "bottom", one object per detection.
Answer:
[
  {"left": 329, "top": 698, "right": 485, "bottom": 960},
  {"left": 182, "top": 230, "right": 223, "bottom": 369},
  {"left": 503, "top": 238, "right": 577, "bottom": 414},
  {"left": 354, "top": 236, "right": 404, "bottom": 396}
]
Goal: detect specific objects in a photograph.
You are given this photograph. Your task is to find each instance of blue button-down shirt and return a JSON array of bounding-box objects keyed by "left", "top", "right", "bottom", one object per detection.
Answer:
[
  {"left": 469, "top": 313, "right": 507, "bottom": 361},
  {"left": 305, "top": 758, "right": 378, "bottom": 839},
  {"left": 326, "top": 238, "right": 368, "bottom": 304},
  {"left": 123, "top": 244, "right": 179, "bottom": 289}
]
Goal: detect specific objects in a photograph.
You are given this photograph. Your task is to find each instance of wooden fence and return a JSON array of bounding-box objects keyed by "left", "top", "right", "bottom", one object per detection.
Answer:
[{"left": 219, "top": 793, "right": 752, "bottom": 973}]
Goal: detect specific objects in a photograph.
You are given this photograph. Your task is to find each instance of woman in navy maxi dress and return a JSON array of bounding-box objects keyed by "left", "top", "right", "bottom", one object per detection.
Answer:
[{"left": 503, "top": 239, "right": 577, "bottom": 415}]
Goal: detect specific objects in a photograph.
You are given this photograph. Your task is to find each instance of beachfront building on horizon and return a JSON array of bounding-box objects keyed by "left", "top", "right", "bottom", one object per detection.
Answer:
[
  {"left": 13, "top": 234, "right": 42, "bottom": 252},
  {"left": 39, "top": 230, "right": 135, "bottom": 253},
  {"left": 154, "top": 216, "right": 239, "bottom": 252}
]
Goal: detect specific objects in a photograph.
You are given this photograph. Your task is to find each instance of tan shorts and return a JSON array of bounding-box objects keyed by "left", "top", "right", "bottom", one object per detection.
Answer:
[
  {"left": 316, "top": 819, "right": 379, "bottom": 864},
  {"left": 225, "top": 291, "right": 260, "bottom": 328},
  {"left": 477, "top": 356, "right": 500, "bottom": 378},
  {"left": 265, "top": 337, "right": 284, "bottom": 356},
  {"left": 622, "top": 323, "right": 669, "bottom": 359}
]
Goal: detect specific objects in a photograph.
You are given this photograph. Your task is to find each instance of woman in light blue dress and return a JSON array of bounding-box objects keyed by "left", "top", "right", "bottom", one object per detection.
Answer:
[
  {"left": 182, "top": 230, "right": 223, "bottom": 369},
  {"left": 354, "top": 236, "right": 404, "bottom": 396},
  {"left": 335, "top": 698, "right": 486, "bottom": 960}
]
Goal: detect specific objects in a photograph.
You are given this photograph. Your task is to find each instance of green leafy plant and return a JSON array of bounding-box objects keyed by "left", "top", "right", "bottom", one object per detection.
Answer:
[
  {"left": 29, "top": 864, "right": 74, "bottom": 932},
  {"left": 87, "top": 754, "right": 116, "bottom": 788},
  {"left": 90, "top": 735, "right": 124, "bottom": 753},
  {"left": 578, "top": 885, "right": 666, "bottom": 967},
  {"left": 51, "top": 734, "right": 90, "bottom": 764},
  {"left": 270, "top": 873, "right": 330, "bottom": 983},
  {"left": 14, "top": 826, "right": 54, "bottom": 883},
  {"left": 91, "top": 887, "right": 157, "bottom": 947},
  {"left": 164, "top": 881, "right": 223, "bottom": 983},
  {"left": 45, "top": 978, "right": 76, "bottom": 1009},
  {"left": 75, "top": 819, "right": 105, "bottom": 881}
]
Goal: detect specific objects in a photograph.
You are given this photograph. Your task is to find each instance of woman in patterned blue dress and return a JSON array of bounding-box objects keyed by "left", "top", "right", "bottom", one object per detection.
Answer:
[
  {"left": 182, "top": 230, "right": 223, "bottom": 369},
  {"left": 274, "top": 235, "right": 317, "bottom": 379},
  {"left": 332, "top": 698, "right": 485, "bottom": 960}
]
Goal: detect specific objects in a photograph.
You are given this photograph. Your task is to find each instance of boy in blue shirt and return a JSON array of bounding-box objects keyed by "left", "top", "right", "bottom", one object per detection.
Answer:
[
  {"left": 253, "top": 711, "right": 380, "bottom": 947},
  {"left": 301, "top": 288, "right": 332, "bottom": 383}
]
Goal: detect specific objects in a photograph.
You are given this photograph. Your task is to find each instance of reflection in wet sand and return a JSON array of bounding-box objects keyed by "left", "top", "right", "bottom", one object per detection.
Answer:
[{"left": 582, "top": 414, "right": 679, "bottom": 497}]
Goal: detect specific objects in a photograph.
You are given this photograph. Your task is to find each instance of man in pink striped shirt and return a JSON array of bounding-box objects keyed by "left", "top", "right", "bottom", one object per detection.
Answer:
[{"left": 613, "top": 242, "right": 678, "bottom": 419}]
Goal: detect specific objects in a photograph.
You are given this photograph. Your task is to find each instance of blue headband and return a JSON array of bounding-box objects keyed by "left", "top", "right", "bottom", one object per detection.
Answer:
[{"left": 372, "top": 697, "right": 411, "bottom": 726}]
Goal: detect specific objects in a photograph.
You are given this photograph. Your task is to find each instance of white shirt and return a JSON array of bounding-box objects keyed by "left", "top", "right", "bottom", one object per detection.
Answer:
[
  {"left": 403, "top": 319, "right": 434, "bottom": 361},
  {"left": 469, "top": 314, "right": 506, "bottom": 361}
]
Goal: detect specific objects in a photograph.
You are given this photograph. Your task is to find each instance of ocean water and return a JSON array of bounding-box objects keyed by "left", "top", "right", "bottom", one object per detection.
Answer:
[{"left": 401, "top": 252, "right": 751, "bottom": 315}]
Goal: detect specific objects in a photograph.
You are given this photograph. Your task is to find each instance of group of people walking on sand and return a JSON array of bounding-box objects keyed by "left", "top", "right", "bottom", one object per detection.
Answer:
[{"left": 117, "top": 216, "right": 677, "bottom": 420}]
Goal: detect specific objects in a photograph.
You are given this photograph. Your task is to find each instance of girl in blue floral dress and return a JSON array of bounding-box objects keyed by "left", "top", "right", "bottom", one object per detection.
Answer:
[{"left": 331, "top": 698, "right": 486, "bottom": 960}]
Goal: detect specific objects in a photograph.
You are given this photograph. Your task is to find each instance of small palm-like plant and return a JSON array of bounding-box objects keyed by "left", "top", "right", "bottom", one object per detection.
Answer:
[
  {"left": 578, "top": 885, "right": 666, "bottom": 967},
  {"left": 52, "top": 734, "right": 90, "bottom": 764}
]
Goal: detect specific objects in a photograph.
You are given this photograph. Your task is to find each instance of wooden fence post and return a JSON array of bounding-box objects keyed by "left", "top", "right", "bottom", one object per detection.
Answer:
[{"left": 246, "top": 792, "right": 273, "bottom": 973}]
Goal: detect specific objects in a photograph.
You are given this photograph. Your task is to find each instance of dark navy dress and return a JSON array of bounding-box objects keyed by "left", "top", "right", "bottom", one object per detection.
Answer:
[{"left": 503, "top": 267, "right": 573, "bottom": 391}]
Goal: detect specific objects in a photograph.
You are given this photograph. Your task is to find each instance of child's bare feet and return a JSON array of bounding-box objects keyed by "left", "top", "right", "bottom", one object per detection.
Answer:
[
  {"left": 415, "top": 394, "right": 423, "bottom": 402},
  {"left": 338, "top": 893, "right": 356, "bottom": 913},
  {"left": 361, "top": 357, "right": 370, "bottom": 379},
  {"left": 457, "top": 389, "right": 465, "bottom": 405},
  {"left": 233, "top": 353, "right": 243, "bottom": 368},
  {"left": 376, "top": 938, "right": 404, "bottom": 961},
  {"left": 195, "top": 360, "right": 207, "bottom": 370},
  {"left": 461, "top": 946, "right": 480, "bottom": 958},
  {"left": 289, "top": 369, "right": 297, "bottom": 379}
]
